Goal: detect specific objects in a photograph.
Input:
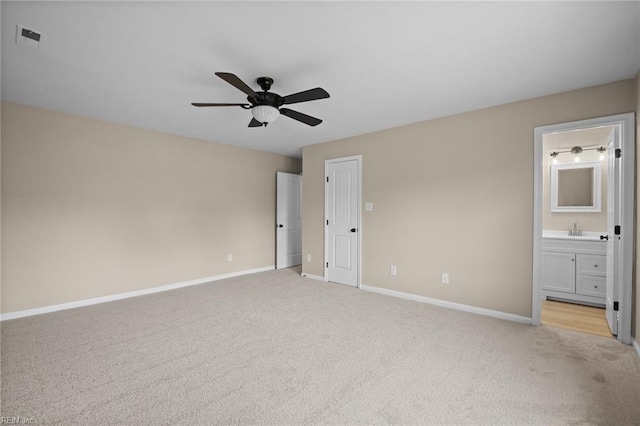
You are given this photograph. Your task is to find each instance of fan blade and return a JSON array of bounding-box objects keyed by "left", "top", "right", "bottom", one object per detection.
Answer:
[
  {"left": 215, "top": 72, "right": 259, "bottom": 98},
  {"left": 191, "top": 103, "right": 250, "bottom": 107},
  {"left": 280, "top": 108, "right": 322, "bottom": 126},
  {"left": 281, "top": 87, "right": 330, "bottom": 105},
  {"left": 248, "top": 118, "right": 263, "bottom": 127}
]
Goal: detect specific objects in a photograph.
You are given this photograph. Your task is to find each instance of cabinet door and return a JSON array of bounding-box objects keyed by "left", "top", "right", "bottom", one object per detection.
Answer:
[
  {"left": 542, "top": 251, "right": 575, "bottom": 293},
  {"left": 576, "top": 275, "right": 606, "bottom": 297},
  {"left": 576, "top": 254, "right": 606, "bottom": 276}
]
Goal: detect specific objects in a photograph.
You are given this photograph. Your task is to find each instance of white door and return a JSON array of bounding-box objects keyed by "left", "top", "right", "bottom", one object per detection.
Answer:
[
  {"left": 605, "top": 128, "right": 619, "bottom": 335},
  {"left": 276, "top": 172, "right": 302, "bottom": 269},
  {"left": 326, "top": 158, "right": 359, "bottom": 287}
]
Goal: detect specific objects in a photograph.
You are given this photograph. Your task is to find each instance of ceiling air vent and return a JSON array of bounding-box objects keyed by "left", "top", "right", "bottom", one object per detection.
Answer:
[{"left": 16, "top": 25, "right": 42, "bottom": 49}]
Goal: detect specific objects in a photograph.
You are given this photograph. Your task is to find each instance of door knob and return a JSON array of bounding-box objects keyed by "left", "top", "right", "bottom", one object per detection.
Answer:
[
  {"left": 278, "top": 224, "right": 284, "bottom": 228},
  {"left": 600, "top": 235, "right": 608, "bottom": 240},
  {"left": 350, "top": 228, "right": 357, "bottom": 233}
]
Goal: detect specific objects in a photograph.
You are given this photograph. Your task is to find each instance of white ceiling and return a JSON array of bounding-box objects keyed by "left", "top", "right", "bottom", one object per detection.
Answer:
[{"left": 2, "top": 1, "right": 639, "bottom": 157}]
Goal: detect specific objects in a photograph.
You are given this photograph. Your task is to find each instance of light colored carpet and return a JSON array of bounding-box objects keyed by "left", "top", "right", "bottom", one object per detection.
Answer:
[{"left": 2, "top": 268, "right": 639, "bottom": 425}]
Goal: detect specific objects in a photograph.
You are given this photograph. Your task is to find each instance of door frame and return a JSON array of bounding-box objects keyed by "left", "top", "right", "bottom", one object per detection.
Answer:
[
  {"left": 324, "top": 155, "right": 362, "bottom": 287},
  {"left": 532, "top": 113, "right": 634, "bottom": 345}
]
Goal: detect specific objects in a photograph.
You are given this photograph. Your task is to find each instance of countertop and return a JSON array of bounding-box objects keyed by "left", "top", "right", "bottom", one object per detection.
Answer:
[{"left": 542, "top": 230, "right": 607, "bottom": 242}]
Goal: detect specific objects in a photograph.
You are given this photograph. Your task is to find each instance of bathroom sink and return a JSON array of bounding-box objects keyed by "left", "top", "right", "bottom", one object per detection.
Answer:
[{"left": 542, "top": 230, "right": 607, "bottom": 241}]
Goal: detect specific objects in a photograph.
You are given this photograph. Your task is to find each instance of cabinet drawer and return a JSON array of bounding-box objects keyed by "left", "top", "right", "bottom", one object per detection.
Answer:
[
  {"left": 576, "top": 275, "right": 606, "bottom": 297},
  {"left": 576, "top": 254, "right": 606, "bottom": 276}
]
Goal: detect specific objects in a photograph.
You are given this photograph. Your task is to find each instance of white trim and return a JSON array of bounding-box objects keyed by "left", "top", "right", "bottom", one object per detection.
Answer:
[
  {"left": 617, "top": 114, "right": 635, "bottom": 345},
  {"left": 360, "top": 284, "right": 532, "bottom": 325},
  {"left": 324, "top": 155, "right": 363, "bottom": 288},
  {"left": 0, "top": 266, "right": 275, "bottom": 321},
  {"left": 301, "top": 273, "right": 325, "bottom": 282},
  {"left": 533, "top": 123, "right": 543, "bottom": 326},
  {"left": 531, "top": 123, "right": 544, "bottom": 325},
  {"left": 532, "top": 113, "right": 634, "bottom": 345},
  {"left": 632, "top": 339, "right": 640, "bottom": 359}
]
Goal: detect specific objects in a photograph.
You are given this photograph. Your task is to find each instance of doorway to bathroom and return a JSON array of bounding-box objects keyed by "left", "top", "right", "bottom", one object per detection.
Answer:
[
  {"left": 532, "top": 113, "right": 634, "bottom": 345},
  {"left": 541, "top": 124, "right": 613, "bottom": 338}
]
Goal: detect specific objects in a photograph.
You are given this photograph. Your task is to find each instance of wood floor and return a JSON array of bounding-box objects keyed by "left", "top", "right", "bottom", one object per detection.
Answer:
[{"left": 541, "top": 300, "right": 613, "bottom": 338}]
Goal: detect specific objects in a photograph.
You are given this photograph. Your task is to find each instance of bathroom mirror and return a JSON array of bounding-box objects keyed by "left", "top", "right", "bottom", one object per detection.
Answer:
[{"left": 550, "top": 162, "right": 601, "bottom": 212}]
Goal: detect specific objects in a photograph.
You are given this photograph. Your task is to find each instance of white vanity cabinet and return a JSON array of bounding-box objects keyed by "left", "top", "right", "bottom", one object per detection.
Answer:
[
  {"left": 541, "top": 234, "right": 606, "bottom": 306},
  {"left": 541, "top": 251, "right": 576, "bottom": 293}
]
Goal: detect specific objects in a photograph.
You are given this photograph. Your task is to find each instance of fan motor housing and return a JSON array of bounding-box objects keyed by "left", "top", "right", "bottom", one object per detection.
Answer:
[{"left": 248, "top": 91, "right": 284, "bottom": 108}]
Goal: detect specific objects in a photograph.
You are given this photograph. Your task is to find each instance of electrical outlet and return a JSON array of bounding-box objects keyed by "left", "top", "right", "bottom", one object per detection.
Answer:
[
  {"left": 307, "top": 254, "right": 312, "bottom": 262},
  {"left": 227, "top": 253, "right": 233, "bottom": 262},
  {"left": 441, "top": 273, "right": 449, "bottom": 284},
  {"left": 390, "top": 266, "right": 397, "bottom": 276}
]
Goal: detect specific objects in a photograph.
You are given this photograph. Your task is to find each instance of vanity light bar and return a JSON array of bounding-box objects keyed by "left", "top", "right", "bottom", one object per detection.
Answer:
[{"left": 550, "top": 146, "right": 606, "bottom": 164}]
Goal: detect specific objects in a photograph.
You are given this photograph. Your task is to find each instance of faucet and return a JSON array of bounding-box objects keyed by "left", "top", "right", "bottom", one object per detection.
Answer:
[{"left": 570, "top": 220, "right": 581, "bottom": 236}]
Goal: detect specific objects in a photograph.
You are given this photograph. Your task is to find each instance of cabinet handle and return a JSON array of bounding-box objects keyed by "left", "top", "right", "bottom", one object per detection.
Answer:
[
  {"left": 594, "top": 285, "right": 598, "bottom": 288},
  {"left": 594, "top": 264, "right": 598, "bottom": 268}
]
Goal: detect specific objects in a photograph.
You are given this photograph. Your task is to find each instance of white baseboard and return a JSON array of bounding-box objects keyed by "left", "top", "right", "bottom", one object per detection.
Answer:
[
  {"left": 301, "top": 273, "right": 325, "bottom": 282},
  {"left": 360, "top": 284, "right": 532, "bottom": 325},
  {"left": 0, "top": 266, "right": 275, "bottom": 321},
  {"left": 633, "top": 339, "right": 640, "bottom": 359}
]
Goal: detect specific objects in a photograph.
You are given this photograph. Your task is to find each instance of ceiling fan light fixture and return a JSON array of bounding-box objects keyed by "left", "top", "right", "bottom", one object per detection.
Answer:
[
  {"left": 251, "top": 105, "right": 280, "bottom": 125},
  {"left": 192, "top": 73, "right": 329, "bottom": 127}
]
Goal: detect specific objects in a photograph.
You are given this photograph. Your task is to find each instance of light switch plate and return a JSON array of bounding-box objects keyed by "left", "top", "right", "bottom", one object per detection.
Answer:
[{"left": 365, "top": 202, "right": 373, "bottom": 211}]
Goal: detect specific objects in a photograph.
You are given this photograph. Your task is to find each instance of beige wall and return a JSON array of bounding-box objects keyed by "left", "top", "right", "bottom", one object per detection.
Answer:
[
  {"left": 302, "top": 79, "right": 635, "bottom": 318},
  {"left": 542, "top": 127, "right": 610, "bottom": 232},
  {"left": 1, "top": 102, "right": 301, "bottom": 313}
]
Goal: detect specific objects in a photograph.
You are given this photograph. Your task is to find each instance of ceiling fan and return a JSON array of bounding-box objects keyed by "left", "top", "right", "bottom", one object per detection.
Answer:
[{"left": 192, "top": 72, "right": 330, "bottom": 128}]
